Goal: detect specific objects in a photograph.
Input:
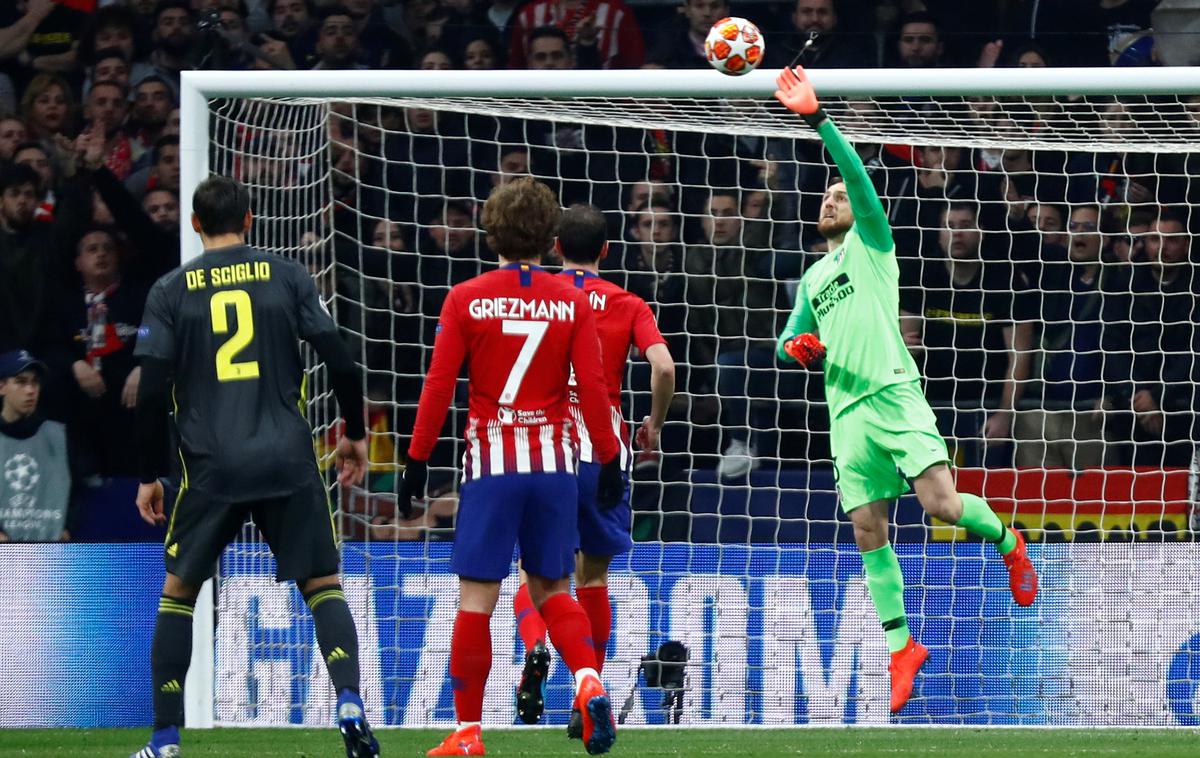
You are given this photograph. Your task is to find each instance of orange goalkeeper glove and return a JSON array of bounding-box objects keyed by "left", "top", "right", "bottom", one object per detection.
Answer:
[
  {"left": 783, "top": 333, "right": 826, "bottom": 369},
  {"left": 774, "top": 65, "right": 826, "bottom": 127}
]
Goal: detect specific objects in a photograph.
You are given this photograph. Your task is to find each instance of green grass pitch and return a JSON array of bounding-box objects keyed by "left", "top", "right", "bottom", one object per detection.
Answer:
[{"left": 3, "top": 728, "right": 1200, "bottom": 757}]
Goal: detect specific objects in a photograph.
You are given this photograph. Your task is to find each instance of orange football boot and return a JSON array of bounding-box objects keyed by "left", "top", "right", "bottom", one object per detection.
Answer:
[
  {"left": 1002, "top": 528, "right": 1038, "bottom": 606},
  {"left": 889, "top": 637, "right": 929, "bottom": 714},
  {"left": 426, "top": 724, "right": 485, "bottom": 756},
  {"left": 575, "top": 674, "right": 616, "bottom": 755}
]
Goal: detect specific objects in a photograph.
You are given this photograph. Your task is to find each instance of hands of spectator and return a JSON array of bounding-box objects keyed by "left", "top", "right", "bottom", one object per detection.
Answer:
[
  {"left": 75, "top": 122, "right": 106, "bottom": 172},
  {"left": 982, "top": 410, "right": 1013, "bottom": 441},
  {"left": 1132, "top": 389, "right": 1164, "bottom": 435},
  {"left": 58, "top": 530, "right": 70, "bottom": 542},
  {"left": 977, "top": 39, "right": 1003, "bottom": 68},
  {"left": 26, "top": 0, "right": 57, "bottom": 21},
  {"left": 635, "top": 415, "right": 661, "bottom": 451},
  {"left": 73, "top": 360, "right": 106, "bottom": 398},
  {"left": 1125, "top": 180, "right": 1153, "bottom": 205},
  {"left": 136, "top": 481, "right": 166, "bottom": 526},
  {"left": 0, "top": 531, "right": 8, "bottom": 543},
  {"left": 335, "top": 435, "right": 368, "bottom": 487},
  {"left": 575, "top": 13, "right": 599, "bottom": 48},
  {"left": 53, "top": 133, "right": 80, "bottom": 178},
  {"left": 122, "top": 366, "right": 141, "bottom": 410}
]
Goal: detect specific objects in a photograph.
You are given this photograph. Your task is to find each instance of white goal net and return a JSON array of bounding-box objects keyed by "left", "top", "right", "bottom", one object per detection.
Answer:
[{"left": 185, "top": 68, "right": 1200, "bottom": 728}]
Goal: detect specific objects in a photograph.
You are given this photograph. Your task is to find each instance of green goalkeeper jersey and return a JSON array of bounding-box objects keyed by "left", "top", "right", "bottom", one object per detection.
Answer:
[{"left": 776, "top": 117, "right": 921, "bottom": 419}]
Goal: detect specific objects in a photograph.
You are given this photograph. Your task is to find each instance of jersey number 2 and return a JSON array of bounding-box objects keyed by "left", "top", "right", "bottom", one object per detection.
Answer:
[
  {"left": 210, "top": 289, "right": 260, "bottom": 381},
  {"left": 499, "top": 320, "right": 548, "bottom": 404}
]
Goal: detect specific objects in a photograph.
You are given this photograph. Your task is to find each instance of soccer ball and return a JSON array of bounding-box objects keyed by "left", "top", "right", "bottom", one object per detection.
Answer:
[{"left": 705, "top": 17, "right": 764, "bottom": 76}]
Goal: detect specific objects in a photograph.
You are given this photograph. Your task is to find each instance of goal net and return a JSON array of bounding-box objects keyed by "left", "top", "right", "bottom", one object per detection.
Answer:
[{"left": 185, "top": 68, "right": 1200, "bottom": 728}]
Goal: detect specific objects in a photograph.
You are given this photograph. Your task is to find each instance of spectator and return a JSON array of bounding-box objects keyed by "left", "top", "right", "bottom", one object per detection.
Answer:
[
  {"left": 148, "top": 0, "right": 197, "bottom": 86},
  {"left": 766, "top": 0, "right": 870, "bottom": 69},
  {"left": 900, "top": 202, "right": 1035, "bottom": 467},
  {"left": 128, "top": 74, "right": 176, "bottom": 159},
  {"left": 384, "top": 106, "right": 471, "bottom": 223},
  {"left": 1025, "top": 202, "right": 1067, "bottom": 250},
  {"left": 2, "top": 0, "right": 84, "bottom": 79},
  {"left": 86, "top": 48, "right": 133, "bottom": 94},
  {"left": 683, "top": 189, "right": 788, "bottom": 478},
  {"left": 343, "top": 0, "right": 402, "bottom": 69},
  {"left": 311, "top": 5, "right": 368, "bottom": 69},
  {"left": 522, "top": 25, "right": 583, "bottom": 69},
  {"left": 1014, "top": 204, "right": 1111, "bottom": 469},
  {"left": 12, "top": 141, "right": 57, "bottom": 222},
  {"left": 647, "top": 0, "right": 727, "bottom": 69},
  {"left": 125, "top": 133, "right": 179, "bottom": 200},
  {"left": 419, "top": 47, "right": 453, "bottom": 69},
  {"left": 0, "top": 117, "right": 28, "bottom": 161},
  {"left": 1099, "top": 208, "right": 1199, "bottom": 466},
  {"left": 267, "top": 0, "right": 316, "bottom": 65},
  {"left": 1108, "top": 206, "right": 1153, "bottom": 263},
  {"left": 20, "top": 73, "right": 75, "bottom": 143},
  {"left": 894, "top": 11, "right": 945, "bottom": 68},
  {"left": 0, "top": 350, "right": 74, "bottom": 543},
  {"left": 83, "top": 80, "right": 136, "bottom": 181},
  {"left": 78, "top": 121, "right": 181, "bottom": 276},
  {"left": 79, "top": 6, "right": 155, "bottom": 86},
  {"left": 0, "top": 0, "right": 58, "bottom": 110},
  {"left": 141, "top": 187, "right": 179, "bottom": 232},
  {"left": 459, "top": 32, "right": 500, "bottom": 70},
  {"left": 56, "top": 226, "right": 152, "bottom": 478},
  {"left": 508, "top": 0, "right": 645, "bottom": 69}
]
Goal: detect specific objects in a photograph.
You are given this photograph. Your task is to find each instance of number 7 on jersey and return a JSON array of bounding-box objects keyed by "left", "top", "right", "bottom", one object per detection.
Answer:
[{"left": 499, "top": 319, "right": 549, "bottom": 404}]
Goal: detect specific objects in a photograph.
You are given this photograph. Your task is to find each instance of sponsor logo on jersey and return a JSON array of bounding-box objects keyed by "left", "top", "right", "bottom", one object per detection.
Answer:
[{"left": 811, "top": 273, "right": 855, "bottom": 320}]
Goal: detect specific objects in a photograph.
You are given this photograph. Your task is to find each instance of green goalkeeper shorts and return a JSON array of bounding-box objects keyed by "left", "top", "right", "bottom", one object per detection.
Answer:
[{"left": 829, "top": 380, "right": 950, "bottom": 513}]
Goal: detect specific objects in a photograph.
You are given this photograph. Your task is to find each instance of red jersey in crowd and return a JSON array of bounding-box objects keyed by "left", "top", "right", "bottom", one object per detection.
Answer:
[
  {"left": 561, "top": 269, "right": 665, "bottom": 467},
  {"left": 508, "top": 0, "right": 646, "bottom": 69},
  {"left": 407, "top": 263, "right": 620, "bottom": 481}
]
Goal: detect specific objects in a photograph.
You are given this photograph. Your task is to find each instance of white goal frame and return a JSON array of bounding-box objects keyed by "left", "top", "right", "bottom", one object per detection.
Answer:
[{"left": 177, "top": 66, "right": 1200, "bottom": 728}]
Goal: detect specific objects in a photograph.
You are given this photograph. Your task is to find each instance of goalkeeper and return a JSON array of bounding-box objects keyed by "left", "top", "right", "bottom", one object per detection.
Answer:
[{"left": 773, "top": 65, "right": 1039, "bottom": 714}]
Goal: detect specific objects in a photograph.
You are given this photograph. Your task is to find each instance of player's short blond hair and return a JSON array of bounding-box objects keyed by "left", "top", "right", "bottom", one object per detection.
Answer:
[{"left": 482, "top": 176, "right": 560, "bottom": 262}]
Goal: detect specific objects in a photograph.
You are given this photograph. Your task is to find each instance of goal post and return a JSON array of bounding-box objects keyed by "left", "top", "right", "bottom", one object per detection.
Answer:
[{"left": 179, "top": 67, "right": 1200, "bottom": 728}]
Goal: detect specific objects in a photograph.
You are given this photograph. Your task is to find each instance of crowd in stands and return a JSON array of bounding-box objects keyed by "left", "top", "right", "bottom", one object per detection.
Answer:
[{"left": 0, "top": 0, "right": 1195, "bottom": 541}]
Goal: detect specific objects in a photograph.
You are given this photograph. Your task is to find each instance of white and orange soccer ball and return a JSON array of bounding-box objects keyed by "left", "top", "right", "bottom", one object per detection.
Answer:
[{"left": 704, "top": 17, "right": 764, "bottom": 76}]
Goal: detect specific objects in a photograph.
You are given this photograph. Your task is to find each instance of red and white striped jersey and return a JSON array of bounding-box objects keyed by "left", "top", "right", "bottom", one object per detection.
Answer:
[
  {"left": 561, "top": 269, "right": 666, "bottom": 466},
  {"left": 407, "top": 263, "right": 620, "bottom": 482},
  {"left": 507, "top": 0, "right": 646, "bottom": 70}
]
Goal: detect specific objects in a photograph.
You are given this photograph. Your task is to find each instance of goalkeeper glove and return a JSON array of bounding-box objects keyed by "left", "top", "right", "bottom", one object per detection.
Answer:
[
  {"left": 784, "top": 333, "right": 826, "bottom": 369},
  {"left": 773, "top": 65, "right": 827, "bottom": 128},
  {"left": 596, "top": 453, "right": 625, "bottom": 510},
  {"left": 395, "top": 457, "right": 427, "bottom": 519}
]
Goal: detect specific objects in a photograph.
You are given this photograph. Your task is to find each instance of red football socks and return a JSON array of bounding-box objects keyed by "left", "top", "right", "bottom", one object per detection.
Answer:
[
  {"left": 575, "top": 586, "right": 612, "bottom": 674},
  {"left": 449, "top": 610, "right": 492, "bottom": 723},
  {"left": 513, "top": 583, "right": 547, "bottom": 653},
  {"left": 538, "top": 592, "right": 597, "bottom": 674}
]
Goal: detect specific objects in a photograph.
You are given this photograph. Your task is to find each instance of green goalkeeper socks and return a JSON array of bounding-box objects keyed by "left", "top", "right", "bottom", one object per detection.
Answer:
[
  {"left": 956, "top": 492, "right": 1018, "bottom": 555},
  {"left": 861, "top": 544, "right": 909, "bottom": 653}
]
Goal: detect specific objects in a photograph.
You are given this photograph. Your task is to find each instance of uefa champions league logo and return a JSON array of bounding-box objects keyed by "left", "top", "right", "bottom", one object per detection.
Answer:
[{"left": 3, "top": 454, "right": 40, "bottom": 493}]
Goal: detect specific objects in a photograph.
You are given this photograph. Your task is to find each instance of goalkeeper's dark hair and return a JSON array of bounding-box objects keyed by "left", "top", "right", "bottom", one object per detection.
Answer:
[
  {"left": 557, "top": 204, "right": 609, "bottom": 264},
  {"left": 192, "top": 174, "right": 251, "bottom": 235},
  {"left": 483, "top": 176, "right": 561, "bottom": 262}
]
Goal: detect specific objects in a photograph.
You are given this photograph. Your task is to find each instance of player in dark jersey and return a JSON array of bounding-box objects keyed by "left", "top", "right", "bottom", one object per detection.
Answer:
[
  {"left": 396, "top": 179, "right": 623, "bottom": 757},
  {"left": 129, "top": 176, "right": 378, "bottom": 758},
  {"left": 511, "top": 204, "right": 675, "bottom": 736}
]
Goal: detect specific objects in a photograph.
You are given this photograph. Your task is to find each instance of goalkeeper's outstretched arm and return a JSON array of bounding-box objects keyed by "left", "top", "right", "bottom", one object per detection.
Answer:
[{"left": 774, "top": 66, "right": 893, "bottom": 252}]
